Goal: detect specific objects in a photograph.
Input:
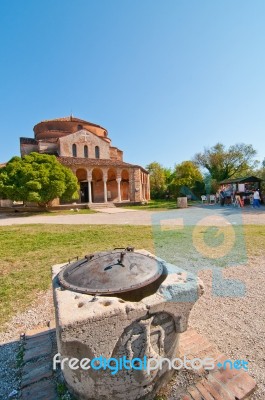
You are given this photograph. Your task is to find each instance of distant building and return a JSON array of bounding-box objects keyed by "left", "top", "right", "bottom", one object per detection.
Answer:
[{"left": 20, "top": 116, "right": 150, "bottom": 204}]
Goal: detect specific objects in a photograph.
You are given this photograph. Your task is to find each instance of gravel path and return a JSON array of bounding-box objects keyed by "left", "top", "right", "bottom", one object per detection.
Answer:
[
  {"left": 1, "top": 256, "right": 264, "bottom": 398},
  {"left": 189, "top": 255, "right": 265, "bottom": 399}
]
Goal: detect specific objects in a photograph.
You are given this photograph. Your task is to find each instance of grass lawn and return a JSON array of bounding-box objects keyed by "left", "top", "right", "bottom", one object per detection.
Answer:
[
  {"left": 123, "top": 199, "right": 197, "bottom": 211},
  {"left": 0, "top": 224, "right": 264, "bottom": 328}
]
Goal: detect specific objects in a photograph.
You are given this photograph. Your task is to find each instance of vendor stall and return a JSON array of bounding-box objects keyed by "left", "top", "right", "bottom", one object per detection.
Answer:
[{"left": 219, "top": 176, "right": 263, "bottom": 205}]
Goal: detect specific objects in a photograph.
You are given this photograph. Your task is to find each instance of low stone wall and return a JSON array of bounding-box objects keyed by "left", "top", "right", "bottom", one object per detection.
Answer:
[
  {"left": 0, "top": 204, "right": 89, "bottom": 213},
  {"left": 0, "top": 199, "right": 14, "bottom": 207}
]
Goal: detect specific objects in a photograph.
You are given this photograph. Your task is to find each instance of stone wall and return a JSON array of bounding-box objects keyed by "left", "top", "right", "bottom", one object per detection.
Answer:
[
  {"left": 20, "top": 143, "right": 39, "bottom": 156},
  {"left": 110, "top": 147, "right": 123, "bottom": 161},
  {"left": 59, "top": 130, "right": 110, "bottom": 159}
]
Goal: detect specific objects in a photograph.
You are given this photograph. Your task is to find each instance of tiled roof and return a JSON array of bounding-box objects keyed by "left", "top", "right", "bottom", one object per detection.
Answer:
[
  {"left": 57, "top": 156, "right": 148, "bottom": 172},
  {"left": 43, "top": 117, "right": 84, "bottom": 122},
  {"left": 0, "top": 163, "right": 6, "bottom": 168},
  {"left": 35, "top": 116, "right": 107, "bottom": 131},
  {"left": 219, "top": 176, "right": 263, "bottom": 184},
  {"left": 57, "top": 156, "right": 134, "bottom": 168}
]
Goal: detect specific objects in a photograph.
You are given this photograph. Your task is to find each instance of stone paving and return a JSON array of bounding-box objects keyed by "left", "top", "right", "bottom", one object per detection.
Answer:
[
  {"left": 20, "top": 326, "right": 57, "bottom": 400},
  {"left": 19, "top": 325, "right": 256, "bottom": 400},
  {"left": 178, "top": 329, "right": 256, "bottom": 400}
]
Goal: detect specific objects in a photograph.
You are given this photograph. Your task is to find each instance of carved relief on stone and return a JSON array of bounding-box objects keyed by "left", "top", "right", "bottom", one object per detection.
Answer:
[{"left": 112, "top": 312, "right": 178, "bottom": 385}]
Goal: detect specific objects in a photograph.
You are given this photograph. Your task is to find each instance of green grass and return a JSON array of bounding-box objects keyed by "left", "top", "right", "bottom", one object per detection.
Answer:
[
  {"left": 0, "top": 224, "right": 154, "bottom": 327},
  {"left": 0, "top": 223, "right": 264, "bottom": 328},
  {"left": 123, "top": 199, "right": 178, "bottom": 211},
  {"left": 123, "top": 199, "right": 200, "bottom": 211}
]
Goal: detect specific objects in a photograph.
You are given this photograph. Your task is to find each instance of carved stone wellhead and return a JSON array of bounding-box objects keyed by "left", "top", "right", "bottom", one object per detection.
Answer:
[{"left": 52, "top": 248, "right": 204, "bottom": 400}]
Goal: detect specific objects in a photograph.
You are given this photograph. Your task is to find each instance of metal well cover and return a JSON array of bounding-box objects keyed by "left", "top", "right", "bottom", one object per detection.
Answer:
[{"left": 58, "top": 248, "right": 163, "bottom": 295}]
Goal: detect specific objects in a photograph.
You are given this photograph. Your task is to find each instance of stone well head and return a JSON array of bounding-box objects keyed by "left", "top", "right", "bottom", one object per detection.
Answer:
[{"left": 52, "top": 248, "right": 204, "bottom": 400}]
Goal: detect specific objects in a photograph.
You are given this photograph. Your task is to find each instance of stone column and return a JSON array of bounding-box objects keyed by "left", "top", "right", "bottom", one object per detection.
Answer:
[
  {"left": 116, "top": 178, "right": 121, "bottom": 202},
  {"left": 139, "top": 183, "right": 142, "bottom": 202},
  {"left": 103, "top": 179, "right": 108, "bottom": 203},
  {"left": 147, "top": 175, "right": 150, "bottom": 200},
  {"left": 87, "top": 170, "right": 93, "bottom": 204},
  {"left": 88, "top": 180, "right": 92, "bottom": 203}
]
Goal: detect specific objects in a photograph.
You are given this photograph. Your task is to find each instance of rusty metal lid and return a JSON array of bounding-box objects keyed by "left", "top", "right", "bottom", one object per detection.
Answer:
[{"left": 58, "top": 247, "right": 163, "bottom": 295}]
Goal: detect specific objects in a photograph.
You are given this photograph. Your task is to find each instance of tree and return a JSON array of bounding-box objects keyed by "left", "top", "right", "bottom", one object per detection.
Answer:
[
  {"left": 146, "top": 162, "right": 167, "bottom": 199},
  {"left": 255, "top": 159, "right": 265, "bottom": 191},
  {"left": 174, "top": 161, "right": 203, "bottom": 187},
  {"left": 172, "top": 161, "right": 204, "bottom": 197},
  {"left": 0, "top": 153, "right": 79, "bottom": 206},
  {"left": 193, "top": 143, "right": 258, "bottom": 182}
]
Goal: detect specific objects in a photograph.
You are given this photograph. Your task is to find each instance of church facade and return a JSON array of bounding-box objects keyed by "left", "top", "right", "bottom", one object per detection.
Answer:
[{"left": 20, "top": 116, "right": 150, "bottom": 204}]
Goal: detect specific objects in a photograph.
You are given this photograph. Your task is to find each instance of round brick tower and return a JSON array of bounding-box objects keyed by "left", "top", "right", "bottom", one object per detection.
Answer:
[{"left": 33, "top": 116, "right": 109, "bottom": 141}]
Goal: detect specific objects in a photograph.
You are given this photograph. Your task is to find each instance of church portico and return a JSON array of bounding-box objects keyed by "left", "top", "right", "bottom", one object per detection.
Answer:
[{"left": 72, "top": 166, "right": 134, "bottom": 204}]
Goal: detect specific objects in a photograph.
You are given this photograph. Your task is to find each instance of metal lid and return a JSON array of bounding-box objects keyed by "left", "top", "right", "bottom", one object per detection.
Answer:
[{"left": 58, "top": 247, "right": 163, "bottom": 295}]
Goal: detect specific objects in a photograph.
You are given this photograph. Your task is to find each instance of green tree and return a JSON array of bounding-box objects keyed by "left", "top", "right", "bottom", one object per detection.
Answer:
[
  {"left": 0, "top": 153, "right": 79, "bottom": 206},
  {"left": 255, "top": 159, "right": 265, "bottom": 191},
  {"left": 174, "top": 161, "right": 203, "bottom": 187},
  {"left": 193, "top": 143, "right": 258, "bottom": 182},
  {"left": 146, "top": 162, "right": 167, "bottom": 199},
  {"left": 173, "top": 161, "right": 204, "bottom": 197}
]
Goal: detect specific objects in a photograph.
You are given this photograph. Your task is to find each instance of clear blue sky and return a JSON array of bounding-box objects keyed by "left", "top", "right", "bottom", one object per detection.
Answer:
[{"left": 1, "top": 0, "right": 265, "bottom": 168}]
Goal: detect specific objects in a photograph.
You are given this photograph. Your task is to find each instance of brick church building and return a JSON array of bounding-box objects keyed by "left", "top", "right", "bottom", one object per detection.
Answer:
[{"left": 20, "top": 116, "right": 150, "bottom": 205}]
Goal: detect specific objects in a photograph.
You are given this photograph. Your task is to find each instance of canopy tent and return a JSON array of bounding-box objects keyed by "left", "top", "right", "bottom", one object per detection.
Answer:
[{"left": 219, "top": 176, "right": 262, "bottom": 185}]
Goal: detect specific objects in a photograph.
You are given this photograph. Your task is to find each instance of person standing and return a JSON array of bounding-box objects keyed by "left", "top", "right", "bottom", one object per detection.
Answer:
[
  {"left": 253, "top": 189, "right": 261, "bottom": 208},
  {"left": 220, "top": 190, "right": 225, "bottom": 206}
]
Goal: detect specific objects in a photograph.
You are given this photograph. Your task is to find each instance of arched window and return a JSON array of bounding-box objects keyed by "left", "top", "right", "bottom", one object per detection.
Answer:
[
  {"left": 72, "top": 144, "right": 77, "bottom": 157},
  {"left": 95, "top": 146, "right": 100, "bottom": 159},
  {"left": 77, "top": 124, "right": 83, "bottom": 130},
  {"left": 84, "top": 145, "right": 88, "bottom": 158}
]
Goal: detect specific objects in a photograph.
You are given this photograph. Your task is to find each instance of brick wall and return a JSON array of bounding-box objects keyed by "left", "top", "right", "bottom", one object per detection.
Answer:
[{"left": 59, "top": 130, "right": 110, "bottom": 159}]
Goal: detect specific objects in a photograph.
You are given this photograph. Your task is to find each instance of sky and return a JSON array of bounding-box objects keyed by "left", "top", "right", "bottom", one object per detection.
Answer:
[{"left": 0, "top": 0, "right": 265, "bottom": 169}]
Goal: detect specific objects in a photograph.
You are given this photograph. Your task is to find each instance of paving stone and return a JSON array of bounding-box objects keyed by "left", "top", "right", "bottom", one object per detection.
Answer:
[
  {"left": 22, "top": 359, "right": 53, "bottom": 387},
  {"left": 178, "top": 329, "right": 257, "bottom": 400},
  {"left": 226, "top": 372, "right": 256, "bottom": 399},
  {"left": 187, "top": 385, "right": 205, "bottom": 400},
  {"left": 195, "top": 381, "right": 215, "bottom": 400},
  {"left": 212, "top": 365, "right": 244, "bottom": 384},
  {"left": 25, "top": 334, "right": 52, "bottom": 350},
  {"left": 199, "top": 377, "right": 229, "bottom": 400},
  {"left": 21, "top": 379, "right": 57, "bottom": 400},
  {"left": 23, "top": 340, "right": 52, "bottom": 362}
]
